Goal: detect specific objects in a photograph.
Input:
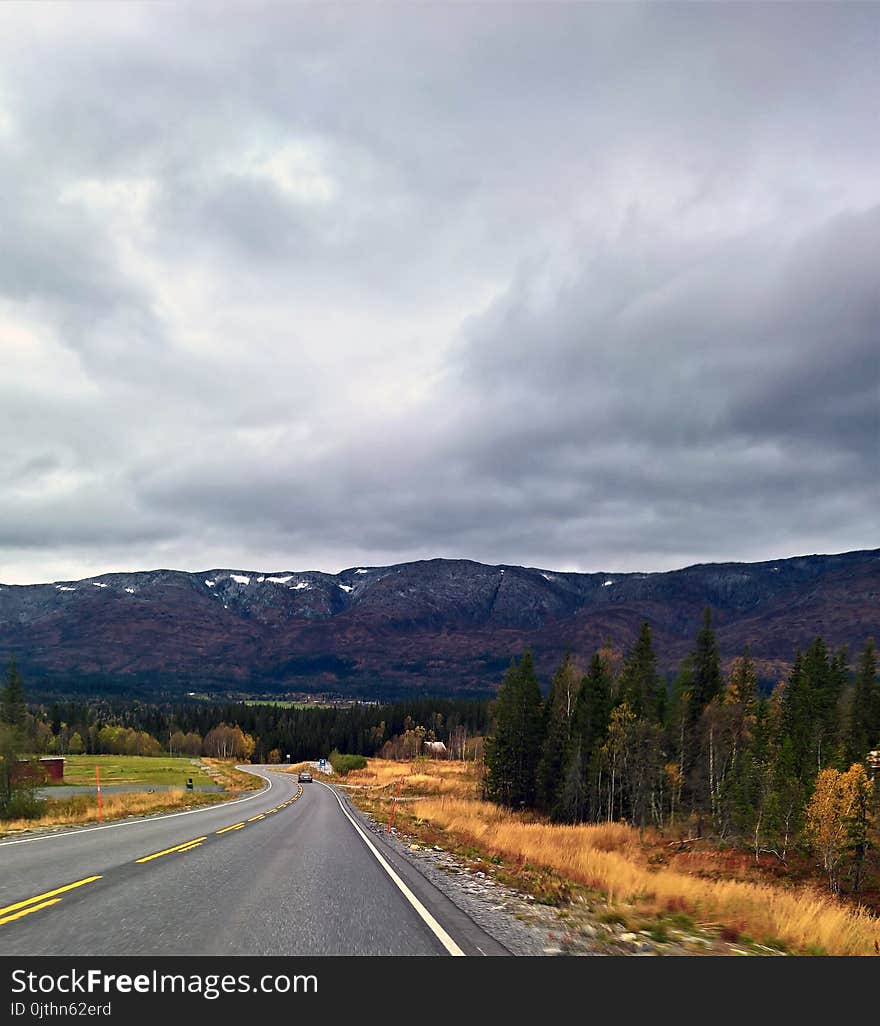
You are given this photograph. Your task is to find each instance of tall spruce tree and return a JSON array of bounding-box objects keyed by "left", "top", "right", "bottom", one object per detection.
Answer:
[
  {"left": 692, "top": 608, "right": 721, "bottom": 708},
  {"left": 782, "top": 651, "right": 812, "bottom": 782},
  {"left": 618, "top": 623, "right": 664, "bottom": 722},
  {"left": 1, "top": 658, "right": 27, "bottom": 728},
  {"left": 667, "top": 657, "right": 695, "bottom": 823},
  {"left": 536, "top": 653, "right": 579, "bottom": 817},
  {"left": 557, "top": 652, "right": 613, "bottom": 823},
  {"left": 574, "top": 652, "right": 613, "bottom": 760},
  {"left": 485, "top": 652, "right": 544, "bottom": 808},
  {"left": 847, "top": 639, "right": 879, "bottom": 762}
]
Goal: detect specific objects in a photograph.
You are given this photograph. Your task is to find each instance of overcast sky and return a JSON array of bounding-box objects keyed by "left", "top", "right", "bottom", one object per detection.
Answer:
[{"left": 1, "top": 3, "right": 877, "bottom": 585}]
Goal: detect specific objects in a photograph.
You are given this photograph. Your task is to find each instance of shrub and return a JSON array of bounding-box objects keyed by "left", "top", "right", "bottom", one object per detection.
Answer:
[
  {"left": 2, "top": 792, "right": 43, "bottom": 820},
  {"left": 329, "top": 751, "right": 368, "bottom": 776}
]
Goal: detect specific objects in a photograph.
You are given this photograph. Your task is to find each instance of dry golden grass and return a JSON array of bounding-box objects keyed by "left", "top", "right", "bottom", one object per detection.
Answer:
[
  {"left": 201, "top": 759, "right": 265, "bottom": 791},
  {"left": 0, "top": 789, "right": 225, "bottom": 837},
  {"left": 345, "top": 758, "right": 480, "bottom": 798},
  {"left": 276, "top": 761, "right": 316, "bottom": 775},
  {"left": 415, "top": 796, "right": 880, "bottom": 956}
]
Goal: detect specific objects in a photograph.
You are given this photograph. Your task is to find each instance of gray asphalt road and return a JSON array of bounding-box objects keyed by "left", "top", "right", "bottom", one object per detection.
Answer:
[{"left": 0, "top": 768, "right": 505, "bottom": 956}]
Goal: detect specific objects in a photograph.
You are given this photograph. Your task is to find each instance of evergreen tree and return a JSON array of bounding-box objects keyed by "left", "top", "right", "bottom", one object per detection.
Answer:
[
  {"left": 557, "top": 739, "right": 590, "bottom": 824},
  {"left": 847, "top": 639, "right": 878, "bottom": 762},
  {"left": 618, "top": 623, "right": 664, "bottom": 722},
  {"left": 666, "top": 658, "right": 694, "bottom": 822},
  {"left": 1, "top": 658, "right": 26, "bottom": 728},
  {"left": 485, "top": 652, "right": 544, "bottom": 808},
  {"left": 691, "top": 608, "right": 721, "bottom": 708},
  {"left": 805, "top": 638, "right": 846, "bottom": 769},
  {"left": 536, "top": 653, "right": 579, "bottom": 817},
  {"left": 782, "top": 652, "right": 813, "bottom": 782},
  {"left": 573, "top": 652, "right": 613, "bottom": 759},
  {"left": 714, "top": 648, "right": 759, "bottom": 836},
  {"left": 558, "top": 652, "right": 613, "bottom": 822}
]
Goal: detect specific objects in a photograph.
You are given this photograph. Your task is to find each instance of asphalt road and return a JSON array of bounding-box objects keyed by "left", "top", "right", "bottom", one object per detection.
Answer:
[{"left": 0, "top": 768, "right": 506, "bottom": 956}]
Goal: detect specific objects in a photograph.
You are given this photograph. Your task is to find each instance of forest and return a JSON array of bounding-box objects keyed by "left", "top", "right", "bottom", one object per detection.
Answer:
[
  {"left": 1, "top": 667, "right": 491, "bottom": 766},
  {"left": 485, "top": 613, "right": 879, "bottom": 896},
  {"left": 4, "top": 612, "right": 879, "bottom": 897}
]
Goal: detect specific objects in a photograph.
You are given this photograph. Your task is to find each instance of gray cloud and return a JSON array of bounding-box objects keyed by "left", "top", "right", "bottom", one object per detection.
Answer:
[{"left": 0, "top": 3, "right": 877, "bottom": 584}]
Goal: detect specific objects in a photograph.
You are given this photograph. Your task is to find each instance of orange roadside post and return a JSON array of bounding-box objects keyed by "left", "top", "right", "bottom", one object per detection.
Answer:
[{"left": 95, "top": 765, "right": 103, "bottom": 822}]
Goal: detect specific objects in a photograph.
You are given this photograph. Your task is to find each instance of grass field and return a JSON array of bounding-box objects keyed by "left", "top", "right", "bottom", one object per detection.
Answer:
[
  {"left": 0, "top": 790, "right": 227, "bottom": 837},
  {"left": 0, "top": 758, "right": 265, "bottom": 837},
  {"left": 344, "top": 758, "right": 880, "bottom": 956},
  {"left": 56, "top": 755, "right": 215, "bottom": 787},
  {"left": 201, "top": 758, "right": 265, "bottom": 791}
]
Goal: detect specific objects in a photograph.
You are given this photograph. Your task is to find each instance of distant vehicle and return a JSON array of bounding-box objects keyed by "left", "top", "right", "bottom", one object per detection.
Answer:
[{"left": 298, "top": 771, "right": 313, "bottom": 783}]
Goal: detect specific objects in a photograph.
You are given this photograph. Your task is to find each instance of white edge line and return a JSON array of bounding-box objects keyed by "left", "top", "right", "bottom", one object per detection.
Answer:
[
  {"left": 0, "top": 769, "right": 275, "bottom": 848},
  {"left": 317, "top": 779, "right": 465, "bottom": 957}
]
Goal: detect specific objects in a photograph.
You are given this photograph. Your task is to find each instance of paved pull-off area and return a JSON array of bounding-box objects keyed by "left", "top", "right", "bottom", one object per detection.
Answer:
[{"left": 0, "top": 768, "right": 505, "bottom": 956}]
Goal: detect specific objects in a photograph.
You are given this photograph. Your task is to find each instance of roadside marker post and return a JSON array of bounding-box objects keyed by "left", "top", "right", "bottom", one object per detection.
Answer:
[
  {"left": 95, "top": 766, "right": 103, "bottom": 823},
  {"left": 386, "top": 777, "right": 403, "bottom": 833}
]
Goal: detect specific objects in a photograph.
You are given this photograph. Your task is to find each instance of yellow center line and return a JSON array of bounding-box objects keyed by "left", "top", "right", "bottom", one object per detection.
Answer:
[
  {"left": 0, "top": 898, "right": 62, "bottom": 927},
  {"left": 0, "top": 876, "right": 103, "bottom": 919},
  {"left": 247, "top": 814, "right": 265, "bottom": 822},
  {"left": 216, "top": 822, "right": 245, "bottom": 834},
  {"left": 176, "top": 841, "right": 204, "bottom": 852},
  {"left": 135, "top": 837, "right": 207, "bottom": 863}
]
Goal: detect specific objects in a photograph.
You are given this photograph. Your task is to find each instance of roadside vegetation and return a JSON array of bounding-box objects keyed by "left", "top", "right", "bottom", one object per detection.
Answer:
[
  {"left": 344, "top": 757, "right": 880, "bottom": 956},
  {"left": 57, "top": 754, "right": 215, "bottom": 787},
  {"left": 0, "top": 661, "right": 265, "bottom": 834},
  {"left": 0, "top": 788, "right": 227, "bottom": 837},
  {"left": 3, "top": 615, "right": 878, "bottom": 949},
  {"left": 201, "top": 758, "right": 264, "bottom": 792},
  {"left": 326, "top": 751, "right": 367, "bottom": 776},
  {"left": 0, "top": 759, "right": 263, "bottom": 837}
]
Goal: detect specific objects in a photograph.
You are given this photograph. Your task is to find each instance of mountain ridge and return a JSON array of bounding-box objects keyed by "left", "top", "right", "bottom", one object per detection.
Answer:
[{"left": 1, "top": 549, "right": 877, "bottom": 699}]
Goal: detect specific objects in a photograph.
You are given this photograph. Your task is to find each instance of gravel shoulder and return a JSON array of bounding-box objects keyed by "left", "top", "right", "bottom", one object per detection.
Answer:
[{"left": 335, "top": 783, "right": 776, "bottom": 957}]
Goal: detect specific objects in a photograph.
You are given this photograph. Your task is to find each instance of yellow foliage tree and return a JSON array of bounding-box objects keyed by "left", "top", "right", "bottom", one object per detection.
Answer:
[{"left": 805, "top": 763, "right": 873, "bottom": 895}]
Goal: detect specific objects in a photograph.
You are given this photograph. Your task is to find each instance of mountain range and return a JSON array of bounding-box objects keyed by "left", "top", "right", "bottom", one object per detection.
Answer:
[{"left": 1, "top": 549, "right": 877, "bottom": 699}]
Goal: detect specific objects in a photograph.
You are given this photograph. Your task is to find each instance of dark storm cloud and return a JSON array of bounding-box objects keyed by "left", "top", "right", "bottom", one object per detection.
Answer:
[{"left": 0, "top": 3, "right": 877, "bottom": 584}]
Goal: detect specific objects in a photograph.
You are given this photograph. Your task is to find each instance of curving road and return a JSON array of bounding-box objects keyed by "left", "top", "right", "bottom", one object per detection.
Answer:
[{"left": 0, "top": 768, "right": 506, "bottom": 956}]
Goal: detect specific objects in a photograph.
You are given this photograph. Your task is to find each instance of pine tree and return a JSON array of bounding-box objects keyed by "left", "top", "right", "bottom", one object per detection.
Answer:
[
  {"left": 485, "top": 652, "right": 544, "bottom": 808},
  {"left": 1, "top": 658, "right": 27, "bottom": 728}
]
